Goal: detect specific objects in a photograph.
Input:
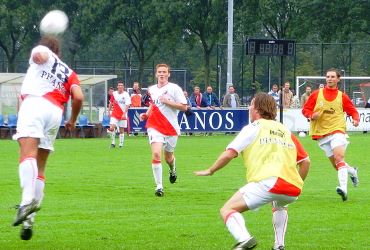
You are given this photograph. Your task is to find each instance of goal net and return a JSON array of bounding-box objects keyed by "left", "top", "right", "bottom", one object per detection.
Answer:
[{"left": 296, "top": 76, "right": 370, "bottom": 108}]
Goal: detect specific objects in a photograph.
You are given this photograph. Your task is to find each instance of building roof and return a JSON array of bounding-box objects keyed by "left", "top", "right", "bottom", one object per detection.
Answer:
[{"left": 0, "top": 73, "right": 117, "bottom": 85}]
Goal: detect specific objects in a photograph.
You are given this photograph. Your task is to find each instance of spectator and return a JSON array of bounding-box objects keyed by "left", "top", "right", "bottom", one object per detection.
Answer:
[
  {"left": 300, "top": 85, "right": 312, "bottom": 107},
  {"left": 268, "top": 84, "right": 280, "bottom": 106},
  {"left": 223, "top": 85, "right": 241, "bottom": 108},
  {"left": 130, "top": 81, "right": 142, "bottom": 107},
  {"left": 189, "top": 86, "right": 207, "bottom": 109},
  {"left": 194, "top": 92, "right": 310, "bottom": 250},
  {"left": 183, "top": 91, "right": 191, "bottom": 107},
  {"left": 365, "top": 98, "right": 370, "bottom": 108},
  {"left": 107, "top": 87, "right": 114, "bottom": 107},
  {"left": 141, "top": 89, "right": 152, "bottom": 107},
  {"left": 204, "top": 85, "right": 221, "bottom": 109},
  {"left": 280, "top": 82, "right": 293, "bottom": 108}
]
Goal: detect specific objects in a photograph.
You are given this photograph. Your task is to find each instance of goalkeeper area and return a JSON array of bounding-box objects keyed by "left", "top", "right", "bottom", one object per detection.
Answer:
[{"left": 296, "top": 76, "right": 370, "bottom": 107}]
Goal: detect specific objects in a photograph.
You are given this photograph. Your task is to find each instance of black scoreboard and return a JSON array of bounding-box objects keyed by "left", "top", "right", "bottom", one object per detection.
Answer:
[{"left": 246, "top": 39, "right": 296, "bottom": 56}]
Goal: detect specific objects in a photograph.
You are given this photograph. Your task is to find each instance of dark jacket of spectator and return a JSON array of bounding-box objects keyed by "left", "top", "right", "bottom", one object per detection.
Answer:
[
  {"left": 189, "top": 93, "right": 208, "bottom": 108},
  {"left": 204, "top": 91, "right": 221, "bottom": 107}
]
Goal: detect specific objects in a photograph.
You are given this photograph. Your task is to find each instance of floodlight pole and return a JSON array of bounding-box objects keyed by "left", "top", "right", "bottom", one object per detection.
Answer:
[{"left": 226, "top": 0, "right": 233, "bottom": 91}]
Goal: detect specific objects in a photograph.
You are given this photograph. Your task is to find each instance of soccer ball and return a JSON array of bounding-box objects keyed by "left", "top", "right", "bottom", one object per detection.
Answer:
[
  {"left": 40, "top": 10, "right": 69, "bottom": 35},
  {"left": 298, "top": 131, "right": 306, "bottom": 137}
]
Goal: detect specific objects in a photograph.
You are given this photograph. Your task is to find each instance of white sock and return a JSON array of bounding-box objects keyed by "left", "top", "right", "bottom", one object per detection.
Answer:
[
  {"left": 152, "top": 161, "right": 162, "bottom": 189},
  {"left": 110, "top": 128, "right": 116, "bottom": 144},
  {"left": 119, "top": 133, "right": 124, "bottom": 145},
  {"left": 225, "top": 211, "right": 251, "bottom": 243},
  {"left": 346, "top": 164, "right": 356, "bottom": 176},
  {"left": 338, "top": 168, "right": 348, "bottom": 192},
  {"left": 272, "top": 206, "right": 288, "bottom": 248},
  {"left": 169, "top": 158, "right": 176, "bottom": 173},
  {"left": 19, "top": 158, "right": 38, "bottom": 206},
  {"left": 35, "top": 176, "right": 45, "bottom": 206}
]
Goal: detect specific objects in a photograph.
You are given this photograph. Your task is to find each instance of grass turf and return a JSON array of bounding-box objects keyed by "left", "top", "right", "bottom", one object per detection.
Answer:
[{"left": 0, "top": 133, "right": 369, "bottom": 249}]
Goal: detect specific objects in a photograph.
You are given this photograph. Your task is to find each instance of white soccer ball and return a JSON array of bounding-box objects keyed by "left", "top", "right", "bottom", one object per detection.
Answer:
[
  {"left": 40, "top": 10, "right": 69, "bottom": 35},
  {"left": 298, "top": 131, "right": 306, "bottom": 137}
]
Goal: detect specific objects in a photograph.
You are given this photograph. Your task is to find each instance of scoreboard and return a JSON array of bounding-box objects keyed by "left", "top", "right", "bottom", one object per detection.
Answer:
[{"left": 246, "top": 39, "right": 296, "bottom": 56}]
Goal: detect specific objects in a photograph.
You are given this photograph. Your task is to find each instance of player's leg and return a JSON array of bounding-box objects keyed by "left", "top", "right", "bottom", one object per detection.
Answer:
[
  {"left": 221, "top": 191, "right": 256, "bottom": 250},
  {"left": 319, "top": 135, "right": 348, "bottom": 201},
  {"left": 271, "top": 197, "right": 296, "bottom": 250},
  {"left": 151, "top": 142, "right": 164, "bottom": 196},
  {"left": 148, "top": 129, "right": 165, "bottom": 196},
  {"left": 20, "top": 148, "right": 49, "bottom": 240},
  {"left": 118, "top": 120, "right": 127, "bottom": 148},
  {"left": 164, "top": 136, "right": 178, "bottom": 184},
  {"left": 17, "top": 137, "right": 39, "bottom": 207},
  {"left": 108, "top": 118, "right": 117, "bottom": 148},
  {"left": 330, "top": 133, "right": 355, "bottom": 200},
  {"left": 35, "top": 148, "right": 49, "bottom": 207},
  {"left": 221, "top": 180, "right": 282, "bottom": 249}
]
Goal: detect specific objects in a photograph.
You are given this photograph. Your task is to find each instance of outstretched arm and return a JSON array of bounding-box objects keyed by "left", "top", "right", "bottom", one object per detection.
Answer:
[{"left": 194, "top": 149, "right": 238, "bottom": 176}]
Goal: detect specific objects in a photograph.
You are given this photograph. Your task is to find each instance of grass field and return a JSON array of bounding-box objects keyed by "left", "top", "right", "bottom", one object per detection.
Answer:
[{"left": 0, "top": 133, "right": 369, "bottom": 249}]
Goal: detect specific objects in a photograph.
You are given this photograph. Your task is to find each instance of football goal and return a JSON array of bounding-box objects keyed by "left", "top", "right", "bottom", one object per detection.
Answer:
[{"left": 296, "top": 76, "right": 370, "bottom": 107}]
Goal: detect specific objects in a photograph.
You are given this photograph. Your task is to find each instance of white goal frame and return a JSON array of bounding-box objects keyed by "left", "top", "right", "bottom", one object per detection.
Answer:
[{"left": 296, "top": 76, "right": 370, "bottom": 105}]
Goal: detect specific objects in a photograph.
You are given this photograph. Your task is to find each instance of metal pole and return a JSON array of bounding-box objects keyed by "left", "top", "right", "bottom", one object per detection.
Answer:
[
  {"left": 241, "top": 43, "right": 244, "bottom": 105},
  {"left": 218, "top": 65, "right": 222, "bottom": 101},
  {"left": 267, "top": 57, "right": 271, "bottom": 91},
  {"left": 226, "top": 0, "right": 233, "bottom": 90},
  {"left": 341, "top": 69, "right": 346, "bottom": 93},
  {"left": 279, "top": 56, "right": 284, "bottom": 123}
]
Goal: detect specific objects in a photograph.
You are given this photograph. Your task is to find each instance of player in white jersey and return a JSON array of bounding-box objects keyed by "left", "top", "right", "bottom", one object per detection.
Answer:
[
  {"left": 140, "top": 63, "right": 187, "bottom": 197},
  {"left": 108, "top": 81, "right": 131, "bottom": 148},
  {"left": 12, "top": 36, "right": 84, "bottom": 240}
]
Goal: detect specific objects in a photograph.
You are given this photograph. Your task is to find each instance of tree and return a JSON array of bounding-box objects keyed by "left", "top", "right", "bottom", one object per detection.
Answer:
[
  {"left": 166, "top": 0, "right": 227, "bottom": 89},
  {"left": 0, "top": 1, "right": 42, "bottom": 72},
  {"left": 99, "top": 0, "right": 172, "bottom": 84}
]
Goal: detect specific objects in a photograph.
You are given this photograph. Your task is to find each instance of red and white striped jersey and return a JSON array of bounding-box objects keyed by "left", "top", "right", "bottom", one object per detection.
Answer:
[
  {"left": 21, "top": 45, "right": 80, "bottom": 109},
  {"left": 146, "top": 82, "right": 187, "bottom": 135},
  {"left": 110, "top": 91, "right": 131, "bottom": 120}
]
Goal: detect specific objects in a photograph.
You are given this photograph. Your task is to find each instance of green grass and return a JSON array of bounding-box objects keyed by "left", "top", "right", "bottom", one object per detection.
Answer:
[{"left": 0, "top": 133, "right": 369, "bottom": 249}]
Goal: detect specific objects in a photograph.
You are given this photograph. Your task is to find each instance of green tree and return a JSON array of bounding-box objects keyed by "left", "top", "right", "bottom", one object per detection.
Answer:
[
  {"left": 0, "top": 1, "right": 42, "bottom": 72},
  {"left": 100, "top": 0, "right": 171, "bottom": 83},
  {"left": 166, "top": 0, "right": 227, "bottom": 89}
]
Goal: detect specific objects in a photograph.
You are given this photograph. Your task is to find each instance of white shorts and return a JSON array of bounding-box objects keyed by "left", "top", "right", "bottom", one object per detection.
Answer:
[
  {"left": 317, "top": 133, "right": 349, "bottom": 157},
  {"left": 147, "top": 128, "right": 178, "bottom": 153},
  {"left": 239, "top": 177, "right": 298, "bottom": 211},
  {"left": 13, "top": 96, "right": 63, "bottom": 151},
  {"left": 110, "top": 117, "right": 127, "bottom": 128}
]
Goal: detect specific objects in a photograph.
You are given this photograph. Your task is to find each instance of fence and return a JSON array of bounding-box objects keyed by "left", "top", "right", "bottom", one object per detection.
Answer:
[
  {"left": 217, "top": 42, "right": 370, "bottom": 104},
  {"left": 1, "top": 42, "right": 369, "bottom": 107}
]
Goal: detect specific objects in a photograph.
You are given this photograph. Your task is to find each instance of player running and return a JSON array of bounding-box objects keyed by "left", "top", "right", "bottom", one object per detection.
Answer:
[
  {"left": 140, "top": 63, "right": 187, "bottom": 197},
  {"left": 108, "top": 81, "right": 131, "bottom": 148},
  {"left": 302, "top": 68, "right": 360, "bottom": 201}
]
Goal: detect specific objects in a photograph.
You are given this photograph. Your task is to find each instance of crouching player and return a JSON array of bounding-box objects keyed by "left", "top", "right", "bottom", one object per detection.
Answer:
[{"left": 194, "top": 93, "right": 310, "bottom": 250}]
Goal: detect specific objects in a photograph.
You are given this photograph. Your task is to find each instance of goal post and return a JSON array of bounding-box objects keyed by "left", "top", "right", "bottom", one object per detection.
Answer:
[{"left": 296, "top": 76, "right": 370, "bottom": 107}]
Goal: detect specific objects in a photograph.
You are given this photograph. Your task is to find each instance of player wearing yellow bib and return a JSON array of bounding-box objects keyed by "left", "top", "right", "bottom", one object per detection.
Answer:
[
  {"left": 194, "top": 93, "right": 310, "bottom": 250},
  {"left": 302, "top": 68, "right": 360, "bottom": 201}
]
